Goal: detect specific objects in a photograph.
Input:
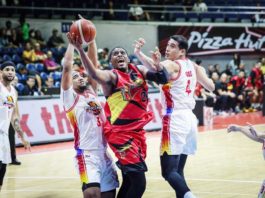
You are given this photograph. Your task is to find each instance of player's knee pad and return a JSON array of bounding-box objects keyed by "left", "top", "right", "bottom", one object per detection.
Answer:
[{"left": 82, "top": 182, "right": 100, "bottom": 192}]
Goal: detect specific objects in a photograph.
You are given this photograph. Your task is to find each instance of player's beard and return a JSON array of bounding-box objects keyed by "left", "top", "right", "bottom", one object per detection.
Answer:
[
  {"left": 3, "top": 75, "right": 14, "bottom": 82},
  {"left": 78, "top": 84, "right": 88, "bottom": 92}
]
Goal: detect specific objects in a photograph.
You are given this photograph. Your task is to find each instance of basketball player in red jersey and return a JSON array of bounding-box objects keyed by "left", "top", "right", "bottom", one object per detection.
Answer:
[
  {"left": 134, "top": 35, "right": 215, "bottom": 198},
  {"left": 67, "top": 33, "right": 168, "bottom": 198}
]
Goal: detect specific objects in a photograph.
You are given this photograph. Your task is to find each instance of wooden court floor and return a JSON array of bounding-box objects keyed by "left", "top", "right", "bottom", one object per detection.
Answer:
[{"left": 1, "top": 113, "right": 265, "bottom": 198}]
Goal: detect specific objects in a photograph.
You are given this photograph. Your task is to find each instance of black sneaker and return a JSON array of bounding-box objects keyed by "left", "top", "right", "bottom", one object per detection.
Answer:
[{"left": 11, "top": 160, "right": 21, "bottom": 165}]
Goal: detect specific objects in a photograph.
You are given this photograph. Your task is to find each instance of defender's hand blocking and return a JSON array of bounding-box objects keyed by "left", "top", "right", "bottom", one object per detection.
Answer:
[
  {"left": 150, "top": 47, "right": 162, "bottom": 71},
  {"left": 134, "top": 38, "right": 145, "bottom": 55}
]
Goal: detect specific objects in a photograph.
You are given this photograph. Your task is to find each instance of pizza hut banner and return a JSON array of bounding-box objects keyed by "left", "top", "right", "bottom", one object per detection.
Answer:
[
  {"left": 158, "top": 25, "right": 265, "bottom": 56},
  {"left": 15, "top": 92, "right": 163, "bottom": 145}
]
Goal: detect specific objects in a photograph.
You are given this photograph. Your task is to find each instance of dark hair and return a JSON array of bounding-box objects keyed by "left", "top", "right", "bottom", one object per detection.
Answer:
[
  {"left": 170, "top": 35, "right": 188, "bottom": 53},
  {"left": 108, "top": 47, "right": 128, "bottom": 63},
  {"left": 1, "top": 61, "right": 15, "bottom": 70}
]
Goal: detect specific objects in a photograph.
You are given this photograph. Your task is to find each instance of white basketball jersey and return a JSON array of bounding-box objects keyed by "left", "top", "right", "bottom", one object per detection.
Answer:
[
  {"left": 0, "top": 82, "right": 17, "bottom": 135},
  {"left": 61, "top": 87, "right": 106, "bottom": 151},
  {"left": 161, "top": 58, "right": 197, "bottom": 114}
]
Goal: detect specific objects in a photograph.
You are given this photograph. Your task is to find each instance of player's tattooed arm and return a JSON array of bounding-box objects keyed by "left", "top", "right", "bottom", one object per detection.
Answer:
[{"left": 11, "top": 102, "right": 31, "bottom": 150}]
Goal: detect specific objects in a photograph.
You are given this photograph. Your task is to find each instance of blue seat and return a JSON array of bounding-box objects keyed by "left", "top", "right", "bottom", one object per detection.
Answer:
[
  {"left": 15, "top": 83, "right": 25, "bottom": 95},
  {"left": 15, "top": 47, "right": 23, "bottom": 56},
  {"left": 16, "top": 63, "right": 25, "bottom": 71},
  {"left": 40, "top": 72, "right": 48, "bottom": 81},
  {"left": 26, "top": 63, "right": 36, "bottom": 73},
  {"left": 50, "top": 72, "right": 62, "bottom": 81},
  {"left": 3, "top": 54, "right": 12, "bottom": 62},
  {"left": 35, "top": 63, "right": 44, "bottom": 73},
  {"left": 55, "top": 81, "right": 61, "bottom": 87},
  {"left": 12, "top": 54, "right": 22, "bottom": 64}
]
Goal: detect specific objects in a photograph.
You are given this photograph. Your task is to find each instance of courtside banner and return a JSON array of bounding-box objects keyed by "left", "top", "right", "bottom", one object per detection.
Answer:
[
  {"left": 158, "top": 25, "right": 265, "bottom": 56},
  {"left": 16, "top": 92, "right": 163, "bottom": 144}
]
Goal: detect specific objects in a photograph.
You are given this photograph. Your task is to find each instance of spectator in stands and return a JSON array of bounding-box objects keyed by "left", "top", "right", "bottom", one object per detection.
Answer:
[
  {"left": 0, "top": 28, "right": 9, "bottom": 48},
  {"left": 214, "top": 73, "right": 236, "bottom": 114},
  {"left": 214, "top": 64, "right": 221, "bottom": 76},
  {"left": 28, "top": 29, "right": 38, "bottom": 47},
  {"left": 182, "top": 0, "right": 193, "bottom": 12},
  {"left": 247, "top": 62, "right": 264, "bottom": 110},
  {"left": 222, "top": 64, "right": 233, "bottom": 79},
  {"left": 19, "top": 15, "right": 30, "bottom": 43},
  {"left": 21, "top": 75, "right": 40, "bottom": 96},
  {"left": 230, "top": 70, "right": 247, "bottom": 113},
  {"left": 5, "top": 21, "right": 14, "bottom": 43},
  {"left": 103, "top": 0, "right": 116, "bottom": 20},
  {"left": 43, "top": 76, "right": 54, "bottom": 88},
  {"left": 254, "top": 3, "right": 265, "bottom": 23},
  {"left": 43, "top": 50, "right": 61, "bottom": 72},
  {"left": 192, "top": 0, "right": 208, "bottom": 12},
  {"left": 129, "top": 0, "right": 150, "bottom": 21},
  {"left": 207, "top": 64, "right": 215, "bottom": 78},
  {"left": 98, "top": 48, "right": 111, "bottom": 70},
  {"left": 35, "top": 29, "right": 46, "bottom": 48},
  {"left": 34, "top": 43, "right": 47, "bottom": 63},
  {"left": 47, "top": 29, "right": 65, "bottom": 48},
  {"left": 22, "top": 42, "right": 36, "bottom": 64},
  {"left": 228, "top": 53, "right": 243, "bottom": 75},
  {"left": 195, "top": 83, "right": 216, "bottom": 108}
]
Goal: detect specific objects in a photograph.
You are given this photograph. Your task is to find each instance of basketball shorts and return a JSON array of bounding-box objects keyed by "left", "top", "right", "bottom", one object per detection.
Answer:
[
  {"left": 106, "top": 130, "right": 148, "bottom": 173},
  {"left": 0, "top": 131, "right": 11, "bottom": 164},
  {"left": 160, "top": 109, "right": 198, "bottom": 156},
  {"left": 75, "top": 149, "right": 119, "bottom": 192},
  {"left": 259, "top": 179, "right": 265, "bottom": 198}
]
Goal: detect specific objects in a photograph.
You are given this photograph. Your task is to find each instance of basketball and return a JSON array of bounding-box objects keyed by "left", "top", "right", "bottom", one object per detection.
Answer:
[{"left": 69, "top": 19, "right": 96, "bottom": 44}]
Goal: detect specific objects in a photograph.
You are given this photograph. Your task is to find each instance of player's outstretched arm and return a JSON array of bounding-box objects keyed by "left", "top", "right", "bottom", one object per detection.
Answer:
[
  {"left": 61, "top": 41, "right": 74, "bottom": 91},
  {"left": 195, "top": 63, "right": 215, "bottom": 92},
  {"left": 227, "top": 124, "right": 263, "bottom": 143},
  {"left": 134, "top": 38, "right": 157, "bottom": 71},
  {"left": 68, "top": 32, "right": 116, "bottom": 86}
]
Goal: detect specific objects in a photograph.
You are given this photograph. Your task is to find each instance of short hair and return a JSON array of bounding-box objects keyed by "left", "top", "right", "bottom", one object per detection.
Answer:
[
  {"left": 170, "top": 35, "right": 188, "bottom": 53},
  {"left": 108, "top": 47, "right": 129, "bottom": 63}
]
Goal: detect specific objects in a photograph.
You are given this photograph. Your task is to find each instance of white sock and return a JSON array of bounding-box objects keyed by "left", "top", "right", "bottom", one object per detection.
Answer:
[{"left": 184, "top": 191, "right": 196, "bottom": 198}]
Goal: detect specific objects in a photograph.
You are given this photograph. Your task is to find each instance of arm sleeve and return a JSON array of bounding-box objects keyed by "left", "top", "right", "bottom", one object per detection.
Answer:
[{"left": 145, "top": 67, "right": 169, "bottom": 85}]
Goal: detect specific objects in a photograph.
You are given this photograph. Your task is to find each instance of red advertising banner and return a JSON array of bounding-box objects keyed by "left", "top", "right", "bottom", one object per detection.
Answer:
[{"left": 158, "top": 25, "right": 265, "bottom": 56}]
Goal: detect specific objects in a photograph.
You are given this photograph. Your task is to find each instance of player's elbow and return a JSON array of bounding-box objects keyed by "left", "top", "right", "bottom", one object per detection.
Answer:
[{"left": 208, "top": 82, "right": 215, "bottom": 92}]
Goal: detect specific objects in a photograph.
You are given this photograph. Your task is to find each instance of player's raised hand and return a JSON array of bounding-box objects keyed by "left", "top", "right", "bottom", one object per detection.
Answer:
[
  {"left": 150, "top": 47, "right": 162, "bottom": 70},
  {"left": 67, "top": 32, "right": 82, "bottom": 50},
  {"left": 134, "top": 38, "right": 145, "bottom": 55}
]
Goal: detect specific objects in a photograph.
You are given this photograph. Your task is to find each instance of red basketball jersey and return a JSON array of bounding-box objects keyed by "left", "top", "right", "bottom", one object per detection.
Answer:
[{"left": 104, "top": 64, "right": 153, "bottom": 133}]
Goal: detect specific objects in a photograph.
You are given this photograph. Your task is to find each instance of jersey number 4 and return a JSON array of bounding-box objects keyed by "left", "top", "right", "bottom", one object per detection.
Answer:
[{"left": 186, "top": 80, "right": 191, "bottom": 95}]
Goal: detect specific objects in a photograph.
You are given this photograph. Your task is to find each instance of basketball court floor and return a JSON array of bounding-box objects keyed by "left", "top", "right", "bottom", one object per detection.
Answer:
[{"left": 1, "top": 112, "right": 264, "bottom": 198}]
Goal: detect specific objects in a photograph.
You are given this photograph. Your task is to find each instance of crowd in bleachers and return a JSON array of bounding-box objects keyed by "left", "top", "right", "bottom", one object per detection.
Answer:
[
  {"left": 1, "top": 0, "right": 265, "bottom": 23},
  {"left": 0, "top": 18, "right": 66, "bottom": 96},
  {"left": 195, "top": 55, "right": 265, "bottom": 114}
]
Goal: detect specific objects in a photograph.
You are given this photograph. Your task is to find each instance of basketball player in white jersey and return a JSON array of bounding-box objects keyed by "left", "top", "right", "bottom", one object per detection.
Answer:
[
  {"left": 0, "top": 61, "right": 31, "bottom": 191},
  {"left": 61, "top": 34, "right": 118, "bottom": 198},
  {"left": 134, "top": 35, "right": 215, "bottom": 198},
  {"left": 227, "top": 123, "right": 265, "bottom": 198}
]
